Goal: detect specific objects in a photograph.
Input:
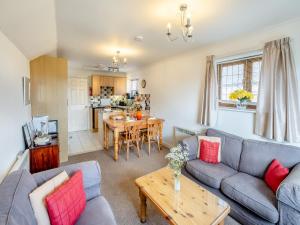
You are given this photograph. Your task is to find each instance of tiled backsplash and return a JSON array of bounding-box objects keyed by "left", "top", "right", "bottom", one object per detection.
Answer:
[
  {"left": 90, "top": 93, "right": 151, "bottom": 110},
  {"left": 136, "top": 94, "right": 151, "bottom": 110},
  {"left": 100, "top": 86, "right": 114, "bottom": 98}
]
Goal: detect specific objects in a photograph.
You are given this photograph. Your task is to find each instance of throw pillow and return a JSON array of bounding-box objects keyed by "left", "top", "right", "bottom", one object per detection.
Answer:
[
  {"left": 264, "top": 159, "right": 289, "bottom": 193},
  {"left": 198, "top": 136, "right": 221, "bottom": 162},
  {"left": 199, "top": 139, "right": 220, "bottom": 164},
  {"left": 29, "top": 171, "right": 69, "bottom": 225},
  {"left": 45, "top": 170, "right": 86, "bottom": 225}
]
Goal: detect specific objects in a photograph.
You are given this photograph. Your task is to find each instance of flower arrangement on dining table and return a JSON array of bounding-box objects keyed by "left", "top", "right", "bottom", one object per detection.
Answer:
[
  {"left": 229, "top": 89, "right": 254, "bottom": 109},
  {"left": 165, "top": 144, "right": 189, "bottom": 191}
]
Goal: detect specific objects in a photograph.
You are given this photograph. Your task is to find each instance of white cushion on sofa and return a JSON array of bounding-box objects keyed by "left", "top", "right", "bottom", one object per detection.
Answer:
[{"left": 29, "top": 171, "right": 69, "bottom": 225}]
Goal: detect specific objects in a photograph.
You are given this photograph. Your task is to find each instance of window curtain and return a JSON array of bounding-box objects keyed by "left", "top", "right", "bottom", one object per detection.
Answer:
[
  {"left": 200, "top": 55, "right": 218, "bottom": 126},
  {"left": 255, "top": 37, "right": 300, "bottom": 142}
]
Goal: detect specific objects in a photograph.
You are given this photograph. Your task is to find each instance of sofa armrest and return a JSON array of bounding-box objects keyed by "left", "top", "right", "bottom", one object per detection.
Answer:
[
  {"left": 33, "top": 160, "right": 101, "bottom": 201},
  {"left": 277, "top": 163, "right": 300, "bottom": 211},
  {"left": 179, "top": 136, "right": 198, "bottom": 160}
]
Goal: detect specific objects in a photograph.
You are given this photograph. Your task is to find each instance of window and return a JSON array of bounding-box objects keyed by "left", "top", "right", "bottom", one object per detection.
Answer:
[
  {"left": 217, "top": 55, "right": 262, "bottom": 109},
  {"left": 130, "top": 79, "right": 139, "bottom": 96}
]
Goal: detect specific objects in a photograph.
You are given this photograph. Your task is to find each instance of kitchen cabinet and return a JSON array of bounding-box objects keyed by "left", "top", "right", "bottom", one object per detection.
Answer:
[
  {"left": 94, "top": 108, "right": 100, "bottom": 130},
  {"left": 92, "top": 75, "right": 101, "bottom": 96},
  {"left": 100, "top": 76, "right": 114, "bottom": 87},
  {"left": 91, "top": 75, "right": 127, "bottom": 96},
  {"left": 114, "top": 77, "right": 127, "bottom": 95}
]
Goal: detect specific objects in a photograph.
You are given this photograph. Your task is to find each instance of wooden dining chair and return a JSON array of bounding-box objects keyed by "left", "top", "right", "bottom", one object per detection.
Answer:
[
  {"left": 145, "top": 119, "right": 161, "bottom": 156},
  {"left": 120, "top": 120, "right": 142, "bottom": 160}
]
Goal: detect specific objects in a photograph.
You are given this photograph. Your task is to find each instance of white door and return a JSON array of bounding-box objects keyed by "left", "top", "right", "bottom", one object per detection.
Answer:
[{"left": 68, "top": 78, "right": 89, "bottom": 132}]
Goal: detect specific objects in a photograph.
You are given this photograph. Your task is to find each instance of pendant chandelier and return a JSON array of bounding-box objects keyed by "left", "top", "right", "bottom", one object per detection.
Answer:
[
  {"left": 166, "top": 4, "right": 193, "bottom": 42},
  {"left": 108, "top": 51, "right": 127, "bottom": 72}
]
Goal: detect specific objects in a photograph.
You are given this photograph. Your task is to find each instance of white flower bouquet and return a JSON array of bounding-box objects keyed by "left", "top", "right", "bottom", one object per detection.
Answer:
[{"left": 165, "top": 144, "right": 189, "bottom": 177}]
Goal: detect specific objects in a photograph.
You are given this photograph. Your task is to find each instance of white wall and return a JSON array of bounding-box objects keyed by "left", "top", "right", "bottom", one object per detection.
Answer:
[
  {"left": 129, "top": 18, "right": 300, "bottom": 147},
  {"left": 0, "top": 30, "right": 31, "bottom": 182}
]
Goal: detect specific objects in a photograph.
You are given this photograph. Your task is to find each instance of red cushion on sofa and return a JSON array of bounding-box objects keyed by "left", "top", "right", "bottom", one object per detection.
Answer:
[
  {"left": 199, "top": 139, "right": 220, "bottom": 164},
  {"left": 264, "top": 159, "right": 289, "bottom": 193},
  {"left": 45, "top": 170, "right": 86, "bottom": 225}
]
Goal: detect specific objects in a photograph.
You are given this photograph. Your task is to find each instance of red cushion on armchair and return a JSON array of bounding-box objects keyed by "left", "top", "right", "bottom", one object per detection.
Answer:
[
  {"left": 264, "top": 159, "right": 289, "bottom": 193},
  {"left": 45, "top": 170, "right": 86, "bottom": 225}
]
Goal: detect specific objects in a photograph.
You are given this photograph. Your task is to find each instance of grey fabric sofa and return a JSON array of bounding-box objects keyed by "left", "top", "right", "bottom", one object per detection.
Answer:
[
  {"left": 181, "top": 128, "right": 300, "bottom": 225},
  {"left": 0, "top": 161, "right": 117, "bottom": 225}
]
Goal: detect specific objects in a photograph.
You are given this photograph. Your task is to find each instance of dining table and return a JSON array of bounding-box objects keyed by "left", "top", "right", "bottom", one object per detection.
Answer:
[{"left": 103, "top": 116, "right": 164, "bottom": 161}]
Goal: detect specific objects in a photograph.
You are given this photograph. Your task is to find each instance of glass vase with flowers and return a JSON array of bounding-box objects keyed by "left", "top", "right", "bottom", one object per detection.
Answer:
[
  {"left": 229, "top": 89, "right": 254, "bottom": 110},
  {"left": 165, "top": 144, "right": 189, "bottom": 191}
]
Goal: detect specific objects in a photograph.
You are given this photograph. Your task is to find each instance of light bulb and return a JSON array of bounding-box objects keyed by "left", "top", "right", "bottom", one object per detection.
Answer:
[
  {"left": 167, "top": 23, "right": 171, "bottom": 33},
  {"left": 186, "top": 13, "right": 192, "bottom": 26}
]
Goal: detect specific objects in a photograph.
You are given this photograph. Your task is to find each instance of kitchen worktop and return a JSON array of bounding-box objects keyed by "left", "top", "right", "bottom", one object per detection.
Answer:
[{"left": 91, "top": 104, "right": 130, "bottom": 109}]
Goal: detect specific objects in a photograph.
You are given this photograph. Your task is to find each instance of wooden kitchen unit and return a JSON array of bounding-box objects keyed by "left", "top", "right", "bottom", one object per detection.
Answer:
[
  {"left": 29, "top": 138, "right": 60, "bottom": 173},
  {"left": 91, "top": 75, "right": 127, "bottom": 96},
  {"left": 30, "top": 55, "right": 68, "bottom": 162}
]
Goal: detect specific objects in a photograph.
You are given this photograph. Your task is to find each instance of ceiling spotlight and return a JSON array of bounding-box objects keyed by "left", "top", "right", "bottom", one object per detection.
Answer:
[{"left": 134, "top": 35, "right": 144, "bottom": 42}]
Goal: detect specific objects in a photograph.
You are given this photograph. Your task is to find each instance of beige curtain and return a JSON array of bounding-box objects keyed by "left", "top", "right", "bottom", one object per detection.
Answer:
[
  {"left": 255, "top": 37, "right": 300, "bottom": 142},
  {"left": 200, "top": 55, "right": 218, "bottom": 126}
]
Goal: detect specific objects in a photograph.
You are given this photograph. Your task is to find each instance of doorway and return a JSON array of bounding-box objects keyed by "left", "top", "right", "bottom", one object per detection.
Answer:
[{"left": 68, "top": 77, "right": 89, "bottom": 132}]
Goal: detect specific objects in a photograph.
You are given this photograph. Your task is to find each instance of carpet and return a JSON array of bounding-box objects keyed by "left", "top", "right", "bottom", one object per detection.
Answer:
[{"left": 65, "top": 146, "right": 240, "bottom": 225}]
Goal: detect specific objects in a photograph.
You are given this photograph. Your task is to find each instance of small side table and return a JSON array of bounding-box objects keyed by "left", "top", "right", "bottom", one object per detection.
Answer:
[{"left": 29, "top": 138, "right": 60, "bottom": 173}]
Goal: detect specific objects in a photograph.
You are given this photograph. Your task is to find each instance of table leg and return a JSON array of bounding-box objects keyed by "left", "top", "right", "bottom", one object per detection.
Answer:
[
  {"left": 139, "top": 188, "right": 147, "bottom": 223},
  {"left": 159, "top": 123, "right": 163, "bottom": 150},
  {"left": 218, "top": 221, "right": 224, "bottom": 225},
  {"left": 113, "top": 129, "right": 119, "bottom": 161},
  {"left": 103, "top": 122, "right": 107, "bottom": 150}
]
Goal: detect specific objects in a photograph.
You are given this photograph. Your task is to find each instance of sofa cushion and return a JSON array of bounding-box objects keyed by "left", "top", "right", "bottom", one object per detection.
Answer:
[
  {"left": 0, "top": 170, "right": 37, "bottom": 225},
  {"left": 199, "top": 139, "right": 220, "bottom": 164},
  {"left": 239, "top": 139, "right": 300, "bottom": 178},
  {"left": 185, "top": 160, "right": 237, "bottom": 189},
  {"left": 221, "top": 172, "right": 279, "bottom": 223},
  {"left": 30, "top": 171, "right": 69, "bottom": 225},
  {"left": 75, "top": 196, "right": 117, "bottom": 225},
  {"left": 206, "top": 129, "right": 243, "bottom": 170},
  {"left": 264, "top": 159, "right": 289, "bottom": 193},
  {"left": 180, "top": 136, "right": 198, "bottom": 160},
  {"left": 33, "top": 161, "right": 101, "bottom": 201},
  {"left": 46, "top": 171, "right": 86, "bottom": 225}
]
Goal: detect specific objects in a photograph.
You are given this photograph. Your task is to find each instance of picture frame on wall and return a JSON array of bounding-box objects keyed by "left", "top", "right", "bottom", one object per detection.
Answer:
[{"left": 22, "top": 124, "right": 32, "bottom": 148}]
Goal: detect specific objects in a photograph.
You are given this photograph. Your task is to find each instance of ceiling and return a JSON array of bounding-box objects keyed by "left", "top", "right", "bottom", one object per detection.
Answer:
[
  {"left": 1, "top": 0, "right": 300, "bottom": 71},
  {"left": 0, "top": 0, "right": 57, "bottom": 59}
]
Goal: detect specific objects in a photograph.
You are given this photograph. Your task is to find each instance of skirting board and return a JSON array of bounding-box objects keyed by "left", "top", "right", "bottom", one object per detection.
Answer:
[{"left": 68, "top": 147, "right": 104, "bottom": 157}]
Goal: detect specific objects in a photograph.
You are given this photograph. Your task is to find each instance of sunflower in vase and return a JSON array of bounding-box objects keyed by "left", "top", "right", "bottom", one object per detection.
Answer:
[{"left": 229, "top": 89, "right": 254, "bottom": 110}]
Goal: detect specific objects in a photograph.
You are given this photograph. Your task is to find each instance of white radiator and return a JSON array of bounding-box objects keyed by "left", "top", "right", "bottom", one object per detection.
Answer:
[{"left": 8, "top": 149, "right": 29, "bottom": 174}]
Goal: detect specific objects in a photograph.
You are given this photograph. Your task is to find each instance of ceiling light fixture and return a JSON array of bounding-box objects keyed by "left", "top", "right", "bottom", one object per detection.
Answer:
[
  {"left": 108, "top": 50, "right": 127, "bottom": 72},
  {"left": 166, "top": 3, "right": 193, "bottom": 42},
  {"left": 134, "top": 35, "right": 144, "bottom": 42}
]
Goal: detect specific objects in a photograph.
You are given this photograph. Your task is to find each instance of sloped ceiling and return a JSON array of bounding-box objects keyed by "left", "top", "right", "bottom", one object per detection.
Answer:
[
  {"left": 0, "top": 0, "right": 57, "bottom": 60},
  {"left": 0, "top": 0, "right": 300, "bottom": 69}
]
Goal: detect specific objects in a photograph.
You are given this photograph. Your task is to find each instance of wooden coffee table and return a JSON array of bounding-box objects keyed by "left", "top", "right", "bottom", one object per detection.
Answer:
[{"left": 135, "top": 167, "right": 230, "bottom": 225}]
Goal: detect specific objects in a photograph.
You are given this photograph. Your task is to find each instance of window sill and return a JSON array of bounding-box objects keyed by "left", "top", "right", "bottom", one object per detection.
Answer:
[{"left": 218, "top": 107, "right": 256, "bottom": 114}]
